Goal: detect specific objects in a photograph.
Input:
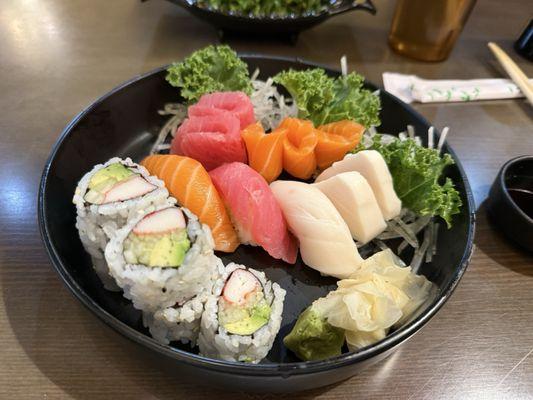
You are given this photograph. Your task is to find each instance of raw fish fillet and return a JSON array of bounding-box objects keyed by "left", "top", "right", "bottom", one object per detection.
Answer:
[
  {"left": 209, "top": 162, "right": 297, "bottom": 264},
  {"left": 270, "top": 180, "right": 363, "bottom": 279},
  {"left": 171, "top": 113, "right": 247, "bottom": 171},
  {"left": 142, "top": 154, "right": 239, "bottom": 252},
  {"left": 241, "top": 122, "right": 286, "bottom": 183},
  {"left": 314, "top": 171, "right": 387, "bottom": 244},
  {"left": 315, "top": 150, "right": 402, "bottom": 220},
  {"left": 279, "top": 118, "right": 318, "bottom": 180},
  {"left": 316, "top": 120, "right": 364, "bottom": 169},
  {"left": 189, "top": 91, "right": 255, "bottom": 130}
]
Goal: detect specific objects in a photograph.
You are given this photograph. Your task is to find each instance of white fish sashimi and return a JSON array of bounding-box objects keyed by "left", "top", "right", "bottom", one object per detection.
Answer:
[
  {"left": 270, "top": 180, "right": 363, "bottom": 279},
  {"left": 315, "top": 150, "right": 402, "bottom": 220},
  {"left": 314, "top": 172, "right": 387, "bottom": 244}
]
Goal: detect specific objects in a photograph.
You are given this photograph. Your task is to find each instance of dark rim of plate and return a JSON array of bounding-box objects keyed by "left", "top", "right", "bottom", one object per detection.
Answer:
[{"left": 38, "top": 54, "right": 476, "bottom": 376}]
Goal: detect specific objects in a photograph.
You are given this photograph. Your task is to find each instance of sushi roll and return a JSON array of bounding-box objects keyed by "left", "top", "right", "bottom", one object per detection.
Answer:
[
  {"left": 73, "top": 157, "right": 170, "bottom": 290},
  {"left": 198, "top": 263, "right": 286, "bottom": 363},
  {"left": 104, "top": 206, "right": 220, "bottom": 313},
  {"left": 142, "top": 288, "right": 213, "bottom": 346}
]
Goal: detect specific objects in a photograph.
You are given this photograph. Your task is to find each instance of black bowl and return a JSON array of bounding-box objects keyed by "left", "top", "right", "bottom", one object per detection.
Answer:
[
  {"left": 487, "top": 155, "right": 533, "bottom": 252},
  {"left": 163, "top": 0, "right": 376, "bottom": 40},
  {"left": 38, "top": 55, "right": 475, "bottom": 393}
]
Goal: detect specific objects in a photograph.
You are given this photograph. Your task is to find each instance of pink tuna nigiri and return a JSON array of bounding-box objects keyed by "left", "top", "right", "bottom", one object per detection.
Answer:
[
  {"left": 209, "top": 162, "right": 297, "bottom": 264},
  {"left": 171, "top": 112, "right": 247, "bottom": 171},
  {"left": 189, "top": 91, "right": 255, "bottom": 130}
]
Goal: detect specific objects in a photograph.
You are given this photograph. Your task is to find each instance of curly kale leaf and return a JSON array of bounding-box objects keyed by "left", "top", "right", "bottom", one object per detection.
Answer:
[
  {"left": 166, "top": 45, "right": 252, "bottom": 103},
  {"left": 273, "top": 68, "right": 381, "bottom": 128}
]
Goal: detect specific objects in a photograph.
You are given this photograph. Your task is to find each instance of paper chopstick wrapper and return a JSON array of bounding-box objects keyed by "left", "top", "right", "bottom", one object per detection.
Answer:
[{"left": 383, "top": 72, "right": 533, "bottom": 104}]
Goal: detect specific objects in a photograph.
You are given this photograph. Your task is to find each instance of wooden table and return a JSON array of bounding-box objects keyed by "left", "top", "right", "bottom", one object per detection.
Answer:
[{"left": 1, "top": 0, "right": 532, "bottom": 398}]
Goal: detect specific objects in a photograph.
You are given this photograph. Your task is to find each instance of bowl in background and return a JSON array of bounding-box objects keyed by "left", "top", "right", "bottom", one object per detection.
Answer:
[
  {"left": 163, "top": 0, "right": 376, "bottom": 41},
  {"left": 487, "top": 155, "right": 533, "bottom": 252}
]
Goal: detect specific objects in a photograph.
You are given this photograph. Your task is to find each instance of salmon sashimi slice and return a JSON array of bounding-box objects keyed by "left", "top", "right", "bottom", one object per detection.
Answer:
[
  {"left": 171, "top": 112, "right": 247, "bottom": 171},
  {"left": 315, "top": 120, "right": 365, "bottom": 169},
  {"left": 209, "top": 162, "right": 298, "bottom": 264},
  {"left": 279, "top": 118, "right": 318, "bottom": 180},
  {"left": 141, "top": 154, "right": 240, "bottom": 252},
  {"left": 241, "top": 122, "right": 287, "bottom": 183},
  {"left": 189, "top": 91, "right": 255, "bottom": 130}
]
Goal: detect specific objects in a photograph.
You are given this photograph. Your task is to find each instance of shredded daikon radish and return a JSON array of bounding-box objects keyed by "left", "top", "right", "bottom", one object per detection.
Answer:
[
  {"left": 431, "top": 223, "right": 439, "bottom": 256},
  {"left": 398, "top": 239, "right": 409, "bottom": 254},
  {"left": 156, "top": 143, "right": 171, "bottom": 151},
  {"left": 340, "top": 55, "right": 348, "bottom": 76},
  {"left": 250, "top": 77, "right": 297, "bottom": 131},
  {"left": 373, "top": 239, "right": 391, "bottom": 251},
  {"left": 411, "top": 224, "right": 432, "bottom": 274},
  {"left": 428, "top": 126, "right": 434, "bottom": 149},
  {"left": 437, "top": 126, "right": 449, "bottom": 154},
  {"left": 425, "top": 221, "right": 435, "bottom": 263},
  {"left": 377, "top": 214, "right": 431, "bottom": 241},
  {"left": 150, "top": 103, "right": 187, "bottom": 154},
  {"left": 407, "top": 125, "right": 415, "bottom": 139},
  {"left": 386, "top": 219, "right": 419, "bottom": 248}
]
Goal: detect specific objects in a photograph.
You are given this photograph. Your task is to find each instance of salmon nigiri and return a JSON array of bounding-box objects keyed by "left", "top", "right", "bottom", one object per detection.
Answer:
[
  {"left": 279, "top": 118, "right": 318, "bottom": 180},
  {"left": 141, "top": 154, "right": 239, "bottom": 252},
  {"left": 241, "top": 122, "right": 287, "bottom": 183},
  {"left": 315, "top": 120, "right": 365, "bottom": 169}
]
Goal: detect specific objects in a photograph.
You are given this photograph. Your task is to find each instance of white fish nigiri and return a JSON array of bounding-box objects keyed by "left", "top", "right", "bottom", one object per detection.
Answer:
[
  {"left": 270, "top": 180, "right": 363, "bottom": 279},
  {"left": 315, "top": 150, "right": 401, "bottom": 220},
  {"left": 314, "top": 172, "right": 387, "bottom": 244}
]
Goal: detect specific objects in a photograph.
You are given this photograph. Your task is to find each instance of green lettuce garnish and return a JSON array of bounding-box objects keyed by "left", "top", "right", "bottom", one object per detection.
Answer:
[
  {"left": 166, "top": 45, "right": 253, "bottom": 103},
  {"left": 273, "top": 68, "right": 381, "bottom": 127},
  {"left": 358, "top": 135, "right": 462, "bottom": 227}
]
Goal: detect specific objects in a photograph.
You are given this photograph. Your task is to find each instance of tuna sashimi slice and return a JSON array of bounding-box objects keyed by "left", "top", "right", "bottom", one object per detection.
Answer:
[
  {"left": 209, "top": 162, "right": 298, "bottom": 264},
  {"left": 190, "top": 91, "right": 255, "bottom": 130},
  {"left": 171, "top": 113, "right": 247, "bottom": 171}
]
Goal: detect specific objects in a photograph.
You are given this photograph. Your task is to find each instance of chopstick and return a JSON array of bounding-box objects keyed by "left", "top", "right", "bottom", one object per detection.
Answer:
[{"left": 488, "top": 42, "right": 533, "bottom": 106}]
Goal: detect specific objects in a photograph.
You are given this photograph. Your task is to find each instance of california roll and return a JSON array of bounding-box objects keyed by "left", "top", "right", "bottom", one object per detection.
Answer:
[
  {"left": 198, "top": 263, "right": 286, "bottom": 363},
  {"left": 73, "top": 157, "right": 169, "bottom": 289},
  {"left": 105, "top": 205, "right": 219, "bottom": 312}
]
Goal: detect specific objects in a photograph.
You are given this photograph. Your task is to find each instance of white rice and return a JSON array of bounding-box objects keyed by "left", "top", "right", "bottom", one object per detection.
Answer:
[
  {"left": 198, "top": 263, "right": 286, "bottom": 363},
  {"left": 104, "top": 206, "right": 220, "bottom": 313},
  {"left": 142, "top": 293, "right": 207, "bottom": 346},
  {"left": 143, "top": 258, "right": 226, "bottom": 346},
  {"left": 73, "top": 157, "right": 170, "bottom": 290}
]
